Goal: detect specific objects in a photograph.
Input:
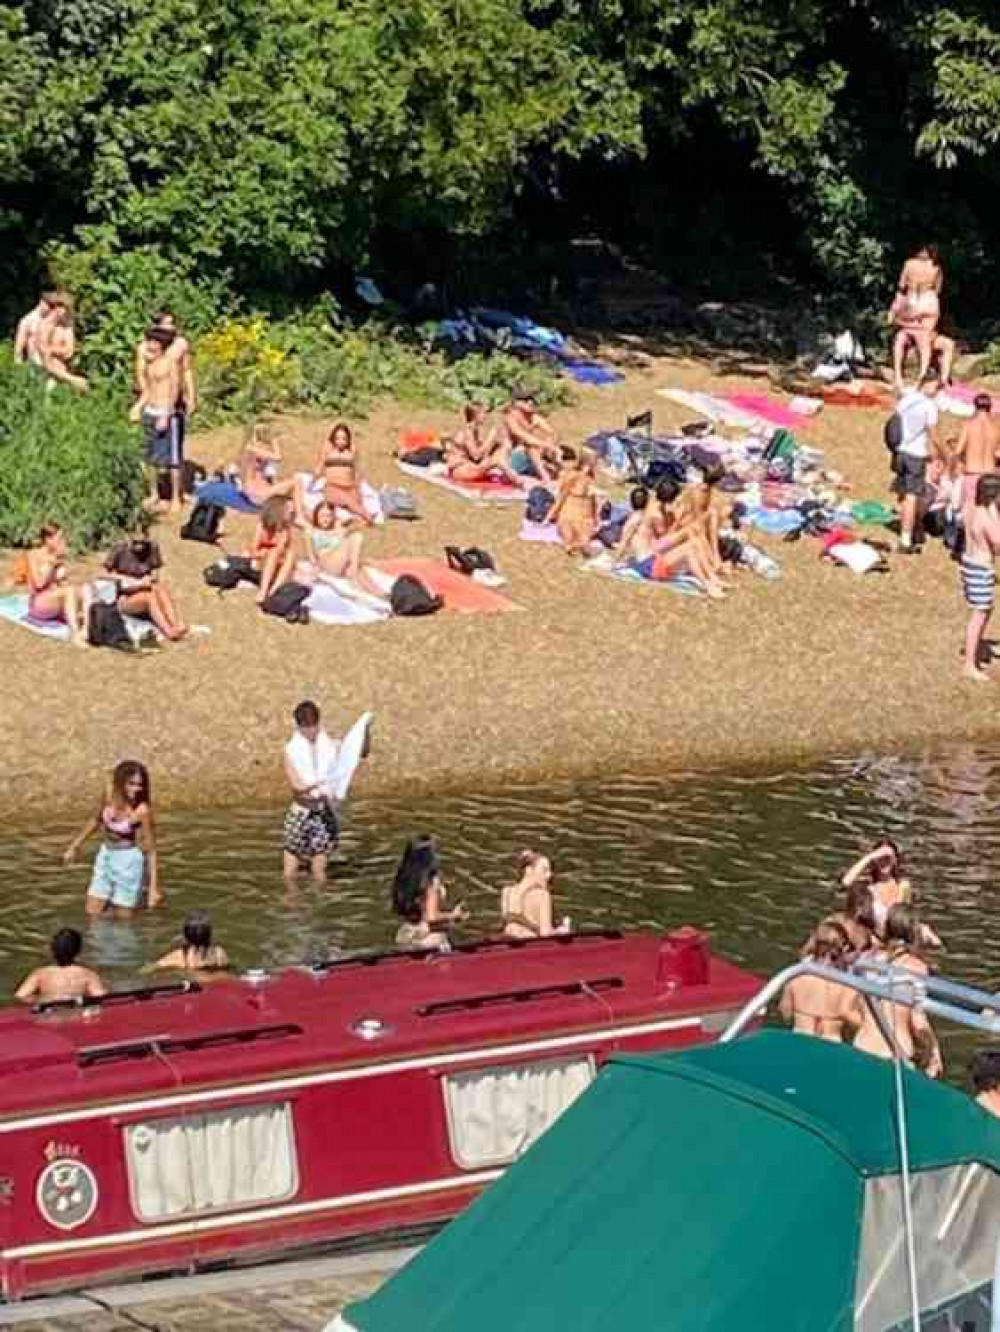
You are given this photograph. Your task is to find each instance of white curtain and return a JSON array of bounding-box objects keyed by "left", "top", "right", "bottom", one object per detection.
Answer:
[
  {"left": 127, "top": 1102, "right": 297, "bottom": 1222},
  {"left": 444, "top": 1056, "right": 594, "bottom": 1170}
]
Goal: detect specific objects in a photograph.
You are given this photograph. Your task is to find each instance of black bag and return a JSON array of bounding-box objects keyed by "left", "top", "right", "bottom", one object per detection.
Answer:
[
  {"left": 261, "top": 581, "right": 311, "bottom": 623},
  {"left": 400, "top": 446, "right": 444, "bottom": 468},
  {"left": 390, "top": 574, "right": 443, "bottom": 616},
  {"left": 203, "top": 555, "right": 259, "bottom": 591},
  {"left": 446, "top": 545, "right": 495, "bottom": 575},
  {"left": 180, "top": 501, "right": 224, "bottom": 544},
  {"left": 88, "top": 601, "right": 133, "bottom": 650},
  {"left": 884, "top": 412, "right": 904, "bottom": 454},
  {"left": 643, "top": 457, "right": 687, "bottom": 489},
  {"left": 525, "top": 486, "right": 555, "bottom": 524}
]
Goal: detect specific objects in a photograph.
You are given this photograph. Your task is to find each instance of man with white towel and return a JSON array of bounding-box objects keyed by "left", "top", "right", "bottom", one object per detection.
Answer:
[{"left": 282, "top": 700, "right": 371, "bottom": 889}]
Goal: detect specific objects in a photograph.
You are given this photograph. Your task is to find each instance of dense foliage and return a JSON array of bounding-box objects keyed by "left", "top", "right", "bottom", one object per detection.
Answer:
[
  {"left": 0, "top": 351, "right": 145, "bottom": 549},
  {"left": 5, "top": 0, "right": 1000, "bottom": 340}
]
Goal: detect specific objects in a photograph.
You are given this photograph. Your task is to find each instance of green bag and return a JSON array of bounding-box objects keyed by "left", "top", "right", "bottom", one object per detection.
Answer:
[{"left": 851, "top": 500, "right": 895, "bottom": 527}]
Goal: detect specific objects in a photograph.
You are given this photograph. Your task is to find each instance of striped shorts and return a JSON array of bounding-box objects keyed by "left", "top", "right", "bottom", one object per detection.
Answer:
[{"left": 960, "top": 557, "right": 995, "bottom": 611}]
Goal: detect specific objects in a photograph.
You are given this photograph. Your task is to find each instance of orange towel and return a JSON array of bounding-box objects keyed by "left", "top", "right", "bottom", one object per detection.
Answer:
[{"left": 374, "top": 558, "right": 516, "bottom": 615}]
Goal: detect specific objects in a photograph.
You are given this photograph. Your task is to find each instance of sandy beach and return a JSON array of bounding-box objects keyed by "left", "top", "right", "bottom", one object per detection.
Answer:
[{"left": 0, "top": 348, "right": 991, "bottom": 822}]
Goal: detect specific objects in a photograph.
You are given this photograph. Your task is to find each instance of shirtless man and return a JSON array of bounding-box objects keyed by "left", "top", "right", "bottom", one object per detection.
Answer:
[
  {"left": 956, "top": 394, "right": 1000, "bottom": 513},
  {"left": 618, "top": 481, "right": 726, "bottom": 596},
  {"left": 41, "top": 304, "right": 88, "bottom": 393},
  {"left": 134, "top": 311, "right": 198, "bottom": 512},
  {"left": 13, "top": 290, "right": 61, "bottom": 367},
  {"left": 959, "top": 473, "right": 1000, "bottom": 681},
  {"left": 502, "top": 390, "right": 562, "bottom": 482},
  {"left": 130, "top": 328, "right": 182, "bottom": 511},
  {"left": 15, "top": 928, "right": 106, "bottom": 1003},
  {"left": 971, "top": 1050, "right": 1000, "bottom": 1117},
  {"left": 674, "top": 464, "right": 727, "bottom": 575},
  {"left": 446, "top": 402, "right": 526, "bottom": 487}
]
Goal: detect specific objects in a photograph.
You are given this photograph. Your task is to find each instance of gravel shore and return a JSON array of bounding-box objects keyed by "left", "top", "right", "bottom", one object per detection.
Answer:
[{"left": 1, "top": 349, "right": 990, "bottom": 822}]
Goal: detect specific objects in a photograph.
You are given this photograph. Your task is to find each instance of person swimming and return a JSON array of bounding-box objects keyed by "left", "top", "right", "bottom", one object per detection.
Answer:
[
  {"left": 15, "top": 928, "right": 106, "bottom": 1003},
  {"left": 500, "top": 851, "right": 570, "bottom": 938},
  {"left": 152, "top": 910, "right": 229, "bottom": 973},
  {"left": 391, "top": 836, "right": 468, "bottom": 950}
]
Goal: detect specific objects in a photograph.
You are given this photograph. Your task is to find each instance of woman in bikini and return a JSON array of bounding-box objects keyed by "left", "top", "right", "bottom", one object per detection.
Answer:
[
  {"left": 840, "top": 840, "right": 942, "bottom": 947},
  {"left": 307, "top": 500, "right": 387, "bottom": 599},
  {"left": 850, "top": 904, "right": 943, "bottom": 1078},
  {"left": 312, "top": 423, "right": 371, "bottom": 524},
  {"left": 247, "top": 495, "right": 297, "bottom": 606},
  {"left": 152, "top": 910, "right": 229, "bottom": 974},
  {"left": 239, "top": 422, "right": 300, "bottom": 510},
  {"left": 392, "top": 836, "right": 468, "bottom": 950},
  {"left": 64, "top": 760, "right": 161, "bottom": 917},
  {"left": 618, "top": 483, "right": 727, "bottom": 598},
  {"left": 446, "top": 403, "right": 525, "bottom": 487},
  {"left": 500, "top": 851, "right": 570, "bottom": 939},
  {"left": 781, "top": 921, "right": 858, "bottom": 1042},
  {"left": 548, "top": 447, "right": 599, "bottom": 554},
  {"left": 26, "top": 522, "right": 93, "bottom": 647},
  {"left": 801, "top": 881, "right": 876, "bottom": 960}
]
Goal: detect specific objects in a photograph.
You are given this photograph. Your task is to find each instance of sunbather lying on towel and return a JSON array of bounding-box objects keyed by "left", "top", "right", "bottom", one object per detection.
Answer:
[
  {"left": 445, "top": 403, "right": 527, "bottom": 488},
  {"left": 502, "top": 389, "right": 564, "bottom": 483},
  {"left": 305, "top": 501, "right": 387, "bottom": 600},
  {"left": 26, "top": 522, "right": 93, "bottom": 645},
  {"left": 618, "top": 484, "right": 726, "bottom": 599},
  {"left": 547, "top": 447, "right": 599, "bottom": 555}
]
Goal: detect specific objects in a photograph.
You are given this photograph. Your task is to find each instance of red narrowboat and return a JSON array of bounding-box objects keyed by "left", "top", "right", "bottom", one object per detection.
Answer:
[{"left": 0, "top": 929, "right": 760, "bottom": 1301}]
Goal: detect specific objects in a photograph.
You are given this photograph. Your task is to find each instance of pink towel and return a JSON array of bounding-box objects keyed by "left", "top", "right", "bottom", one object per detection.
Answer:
[
  {"left": 724, "top": 392, "right": 810, "bottom": 429},
  {"left": 945, "top": 384, "right": 1000, "bottom": 412}
]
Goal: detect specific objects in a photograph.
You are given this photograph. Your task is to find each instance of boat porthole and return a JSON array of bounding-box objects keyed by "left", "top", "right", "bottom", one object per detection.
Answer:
[{"left": 36, "top": 1159, "right": 99, "bottom": 1231}]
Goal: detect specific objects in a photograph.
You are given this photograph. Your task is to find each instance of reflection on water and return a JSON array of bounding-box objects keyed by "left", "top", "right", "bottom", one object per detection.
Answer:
[{"left": 2, "top": 742, "right": 1000, "bottom": 1079}]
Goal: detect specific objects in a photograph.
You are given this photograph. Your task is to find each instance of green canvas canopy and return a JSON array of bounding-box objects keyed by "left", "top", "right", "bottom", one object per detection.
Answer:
[{"left": 338, "top": 1031, "right": 1000, "bottom": 1332}]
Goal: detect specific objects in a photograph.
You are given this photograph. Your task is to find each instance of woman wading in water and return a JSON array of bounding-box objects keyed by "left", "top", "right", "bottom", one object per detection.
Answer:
[
  {"left": 782, "top": 921, "right": 859, "bottom": 1042},
  {"left": 392, "top": 837, "right": 468, "bottom": 950},
  {"left": 64, "top": 761, "right": 161, "bottom": 916},
  {"left": 500, "top": 851, "right": 570, "bottom": 938},
  {"left": 850, "top": 904, "right": 943, "bottom": 1078}
]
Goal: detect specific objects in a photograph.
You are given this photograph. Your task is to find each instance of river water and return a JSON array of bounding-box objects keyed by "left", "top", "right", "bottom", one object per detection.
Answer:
[{"left": 2, "top": 742, "right": 998, "bottom": 1078}]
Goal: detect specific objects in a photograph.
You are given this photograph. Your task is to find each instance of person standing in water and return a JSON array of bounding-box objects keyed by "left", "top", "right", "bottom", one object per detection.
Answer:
[
  {"left": 15, "top": 928, "right": 106, "bottom": 1003},
  {"left": 282, "top": 700, "right": 343, "bottom": 889},
  {"left": 64, "top": 761, "right": 161, "bottom": 916},
  {"left": 960, "top": 473, "right": 1000, "bottom": 681},
  {"left": 500, "top": 851, "right": 571, "bottom": 938},
  {"left": 152, "top": 911, "right": 228, "bottom": 973},
  {"left": 850, "top": 905, "right": 943, "bottom": 1078}
]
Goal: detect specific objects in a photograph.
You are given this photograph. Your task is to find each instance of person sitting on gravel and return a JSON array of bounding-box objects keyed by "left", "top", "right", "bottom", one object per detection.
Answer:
[
  {"left": 306, "top": 500, "right": 387, "bottom": 599},
  {"left": 247, "top": 495, "right": 297, "bottom": 606},
  {"left": 547, "top": 446, "right": 599, "bottom": 554},
  {"left": 25, "top": 522, "right": 93, "bottom": 646},
  {"left": 617, "top": 483, "right": 726, "bottom": 598},
  {"left": 105, "top": 535, "right": 188, "bottom": 641},
  {"left": 446, "top": 402, "right": 526, "bottom": 487},
  {"left": 239, "top": 422, "right": 300, "bottom": 509},
  {"left": 674, "top": 464, "right": 727, "bottom": 572},
  {"left": 15, "top": 928, "right": 106, "bottom": 1003},
  {"left": 502, "top": 390, "right": 563, "bottom": 482}
]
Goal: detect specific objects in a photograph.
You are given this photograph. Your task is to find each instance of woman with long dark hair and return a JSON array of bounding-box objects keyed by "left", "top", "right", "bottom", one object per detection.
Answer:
[
  {"left": 392, "top": 836, "right": 467, "bottom": 950},
  {"left": 64, "top": 760, "right": 161, "bottom": 916}
]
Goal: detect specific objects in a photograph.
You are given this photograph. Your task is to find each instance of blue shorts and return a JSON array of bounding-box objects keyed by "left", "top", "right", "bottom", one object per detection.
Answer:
[
  {"left": 510, "top": 448, "right": 539, "bottom": 478},
  {"left": 88, "top": 843, "right": 146, "bottom": 909},
  {"left": 631, "top": 557, "right": 655, "bottom": 579},
  {"left": 143, "top": 410, "right": 186, "bottom": 470}
]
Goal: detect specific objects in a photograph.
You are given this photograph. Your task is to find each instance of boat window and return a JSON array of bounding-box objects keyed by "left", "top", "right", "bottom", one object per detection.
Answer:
[
  {"left": 443, "top": 1056, "right": 594, "bottom": 1170},
  {"left": 854, "top": 1163, "right": 1000, "bottom": 1331},
  {"left": 125, "top": 1101, "right": 298, "bottom": 1223}
]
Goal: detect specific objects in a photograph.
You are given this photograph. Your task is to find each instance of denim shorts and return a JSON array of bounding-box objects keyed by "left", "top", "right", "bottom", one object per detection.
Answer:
[{"left": 88, "top": 843, "right": 146, "bottom": 909}]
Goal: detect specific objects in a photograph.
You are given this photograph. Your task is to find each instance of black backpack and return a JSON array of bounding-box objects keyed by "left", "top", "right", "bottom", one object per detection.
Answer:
[
  {"left": 88, "top": 602, "right": 133, "bottom": 650},
  {"left": 181, "top": 501, "right": 224, "bottom": 544},
  {"left": 884, "top": 413, "right": 904, "bottom": 454},
  {"left": 261, "top": 581, "right": 311, "bottom": 623},
  {"left": 525, "top": 486, "right": 555, "bottom": 524},
  {"left": 390, "top": 574, "right": 443, "bottom": 616},
  {"left": 203, "top": 555, "right": 259, "bottom": 592},
  {"left": 446, "top": 545, "right": 495, "bottom": 575}
]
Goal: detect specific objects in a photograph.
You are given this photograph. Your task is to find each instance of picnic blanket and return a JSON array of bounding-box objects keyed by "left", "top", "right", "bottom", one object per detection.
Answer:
[
  {"left": 0, "top": 594, "right": 174, "bottom": 644},
  {"left": 657, "top": 388, "right": 758, "bottom": 429},
  {"left": 938, "top": 384, "right": 1000, "bottom": 418},
  {"left": 305, "top": 581, "right": 391, "bottom": 626},
  {"left": 723, "top": 392, "right": 814, "bottom": 430},
  {"left": 582, "top": 558, "right": 706, "bottom": 597},
  {"left": 371, "top": 558, "right": 517, "bottom": 614},
  {"left": 396, "top": 460, "right": 524, "bottom": 503},
  {"left": 821, "top": 385, "right": 889, "bottom": 408}
]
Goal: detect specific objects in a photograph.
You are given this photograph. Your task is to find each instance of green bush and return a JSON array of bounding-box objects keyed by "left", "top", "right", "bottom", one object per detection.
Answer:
[{"left": 0, "top": 349, "right": 146, "bottom": 550}]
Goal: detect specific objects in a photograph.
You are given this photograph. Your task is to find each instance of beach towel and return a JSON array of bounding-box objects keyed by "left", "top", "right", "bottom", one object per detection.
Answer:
[
  {"left": 657, "top": 388, "right": 759, "bottom": 429},
  {"left": 371, "top": 559, "right": 517, "bottom": 614},
  {"left": 520, "top": 519, "right": 565, "bottom": 545},
  {"left": 305, "top": 581, "right": 391, "bottom": 626},
  {"left": 582, "top": 558, "right": 706, "bottom": 597},
  {"left": 724, "top": 393, "right": 813, "bottom": 430},
  {"left": 395, "top": 460, "right": 524, "bottom": 503},
  {"left": 0, "top": 594, "right": 184, "bottom": 645},
  {"left": 556, "top": 355, "right": 625, "bottom": 386},
  {"left": 193, "top": 480, "right": 261, "bottom": 514},
  {"left": 745, "top": 507, "right": 804, "bottom": 536},
  {"left": 285, "top": 711, "right": 372, "bottom": 804},
  {"left": 939, "top": 384, "right": 1000, "bottom": 419},
  {"left": 295, "top": 474, "right": 385, "bottom": 524},
  {"left": 821, "top": 385, "right": 889, "bottom": 408}
]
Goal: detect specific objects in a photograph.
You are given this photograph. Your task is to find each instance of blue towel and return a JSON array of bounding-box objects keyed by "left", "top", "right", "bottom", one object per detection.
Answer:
[
  {"left": 195, "top": 481, "right": 261, "bottom": 514},
  {"left": 559, "top": 359, "right": 625, "bottom": 386},
  {"left": 746, "top": 506, "right": 804, "bottom": 536}
]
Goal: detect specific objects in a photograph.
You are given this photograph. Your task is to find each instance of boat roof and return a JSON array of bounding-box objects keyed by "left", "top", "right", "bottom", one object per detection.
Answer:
[
  {"left": 342, "top": 1031, "right": 1000, "bottom": 1332},
  {"left": 0, "top": 931, "right": 758, "bottom": 1119}
]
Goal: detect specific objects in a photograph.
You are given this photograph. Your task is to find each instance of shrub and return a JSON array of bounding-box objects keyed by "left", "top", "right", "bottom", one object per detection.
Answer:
[{"left": 0, "top": 349, "right": 145, "bottom": 550}]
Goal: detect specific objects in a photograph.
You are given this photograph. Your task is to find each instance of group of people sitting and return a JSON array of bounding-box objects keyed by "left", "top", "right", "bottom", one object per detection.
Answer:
[
  {"left": 14, "top": 911, "right": 228, "bottom": 1004},
  {"left": 23, "top": 523, "right": 188, "bottom": 647},
  {"left": 780, "top": 840, "right": 945, "bottom": 1076},
  {"left": 391, "top": 837, "right": 570, "bottom": 950}
]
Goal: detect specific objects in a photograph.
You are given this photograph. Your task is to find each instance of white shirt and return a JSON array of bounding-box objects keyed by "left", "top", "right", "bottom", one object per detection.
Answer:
[{"left": 897, "top": 390, "right": 939, "bottom": 460}]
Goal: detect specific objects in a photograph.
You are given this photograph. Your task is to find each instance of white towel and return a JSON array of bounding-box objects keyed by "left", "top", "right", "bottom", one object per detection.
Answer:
[{"left": 284, "top": 712, "right": 372, "bottom": 803}]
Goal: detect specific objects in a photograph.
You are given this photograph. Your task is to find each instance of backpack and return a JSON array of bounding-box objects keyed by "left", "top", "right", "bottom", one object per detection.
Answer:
[
  {"left": 261, "top": 581, "right": 311, "bottom": 623},
  {"left": 390, "top": 574, "right": 443, "bottom": 616},
  {"left": 180, "top": 501, "right": 224, "bottom": 544},
  {"left": 87, "top": 601, "right": 133, "bottom": 650},
  {"left": 203, "top": 555, "right": 258, "bottom": 591},
  {"left": 379, "top": 487, "right": 419, "bottom": 520},
  {"left": 884, "top": 412, "right": 904, "bottom": 454},
  {"left": 525, "top": 486, "right": 555, "bottom": 524},
  {"left": 446, "top": 546, "right": 495, "bottom": 575}
]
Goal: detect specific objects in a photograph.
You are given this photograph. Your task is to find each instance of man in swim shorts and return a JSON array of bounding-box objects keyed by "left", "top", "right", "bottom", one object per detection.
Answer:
[
  {"left": 960, "top": 473, "right": 1000, "bottom": 681},
  {"left": 283, "top": 700, "right": 342, "bottom": 889},
  {"left": 131, "top": 327, "right": 182, "bottom": 512}
]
